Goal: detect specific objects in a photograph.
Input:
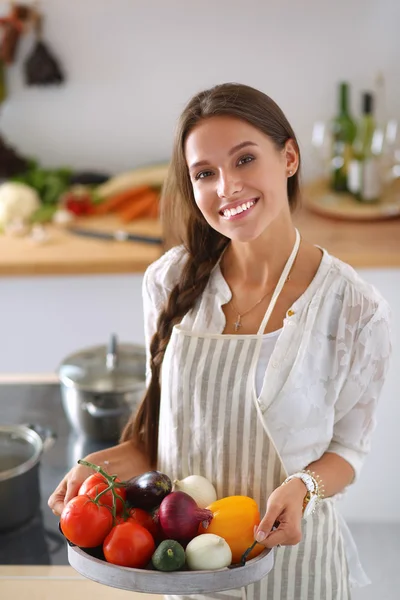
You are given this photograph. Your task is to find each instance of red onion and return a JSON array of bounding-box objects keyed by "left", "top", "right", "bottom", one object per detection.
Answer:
[{"left": 158, "top": 491, "right": 213, "bottom": 543}]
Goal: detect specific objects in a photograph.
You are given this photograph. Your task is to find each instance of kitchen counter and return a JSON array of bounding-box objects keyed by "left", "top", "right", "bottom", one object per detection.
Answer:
[
  {"left": 0, "top": 566, "right": 162, "bottom": 599},
  {"left": 1, "top": 194, "right": 399, "bottom": 276},
  {"left": 0, "top": 216, "right": 163, "bottom": 276}
]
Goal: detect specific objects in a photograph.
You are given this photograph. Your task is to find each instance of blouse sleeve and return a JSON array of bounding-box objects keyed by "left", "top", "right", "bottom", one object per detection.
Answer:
[
  {"left": 142, "top": 266, "right": 161, "bottom": 388},
  {"left": 326, "top": 301, "right": 392, "bottom": 481},
  {"left": 142, "top": 245, "right": 188, "bottom": 387}
]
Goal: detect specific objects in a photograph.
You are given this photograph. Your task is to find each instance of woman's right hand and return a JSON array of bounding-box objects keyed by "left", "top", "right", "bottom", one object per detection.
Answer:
[
  {"left": 48, "top": 441, "right": 151, "bottom": 517},
  {"left": 48, "top": 460, "right": 98, "bottom": 517}
]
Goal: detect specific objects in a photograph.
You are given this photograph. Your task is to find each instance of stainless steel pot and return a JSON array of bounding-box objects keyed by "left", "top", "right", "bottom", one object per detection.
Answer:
[
  {"left": 58, "top": 334, "right": 146, "bottom": 442},
  {"left": 0, "top": 424, "right": 55, "bottom": 532}
]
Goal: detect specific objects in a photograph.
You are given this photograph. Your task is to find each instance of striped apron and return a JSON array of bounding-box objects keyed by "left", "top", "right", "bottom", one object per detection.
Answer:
[{"left": 158, "top": 230, "right": 350, "bottom": 600}]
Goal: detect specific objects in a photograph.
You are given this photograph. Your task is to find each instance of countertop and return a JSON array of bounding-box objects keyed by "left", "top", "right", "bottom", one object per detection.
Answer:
[
  {"left": 0, "top": 566, "right": 162, "bottom": 599},
  {"left": 1, "top": 196, "right": 399, "bottom": 277},
  {"left": 1, "top": 216, "right": 163, "bottom": 276}
]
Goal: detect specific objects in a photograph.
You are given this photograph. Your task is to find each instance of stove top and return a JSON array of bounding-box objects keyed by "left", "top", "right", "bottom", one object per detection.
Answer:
[{"left": 0, "top": 383, "right": 112, "bottom": 565}]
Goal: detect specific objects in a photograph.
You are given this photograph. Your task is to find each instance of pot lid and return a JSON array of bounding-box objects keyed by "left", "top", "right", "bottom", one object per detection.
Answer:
[
  {"left": 58, "top": 334, "right": 146, "bottom": 393},
  {"left": 0, "top": 426, "right": 42, "bottom": 481}
]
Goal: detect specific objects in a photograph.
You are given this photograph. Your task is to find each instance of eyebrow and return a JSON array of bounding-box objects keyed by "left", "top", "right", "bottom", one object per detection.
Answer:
[{"left": 189, "top": 141, "right": 258, "bottom": 170}]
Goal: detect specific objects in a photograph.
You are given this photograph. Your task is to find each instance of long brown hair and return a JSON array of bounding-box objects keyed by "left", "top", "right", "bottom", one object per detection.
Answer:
[{"left": 120, "top": 83, "right": 302, "bottom": 466}]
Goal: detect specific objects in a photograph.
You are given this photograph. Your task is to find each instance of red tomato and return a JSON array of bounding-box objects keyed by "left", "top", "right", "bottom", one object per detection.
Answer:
[
  {"left": 78, "top": 474, "right": 126, "bottom": 514},
  {"left": 152, "top": 507, "right": 167, "bottom": 543},
  {"left": 127, "top": 508, "right": 158, "bottom": 538},
  {"left": 60, "top": 495, "right": 113, "bottom": 548},
  {"left": 103, "top": 522, "right": 155, "bottom": 568}
]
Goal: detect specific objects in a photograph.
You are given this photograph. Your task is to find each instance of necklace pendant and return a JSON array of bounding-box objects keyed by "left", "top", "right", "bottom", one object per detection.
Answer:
[{"left": 234, "top": 315, "right": 242, "bottom": 332}]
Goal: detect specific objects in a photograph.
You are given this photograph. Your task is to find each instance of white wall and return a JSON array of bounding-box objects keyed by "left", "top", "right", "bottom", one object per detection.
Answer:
[{"left": 1, "top": 0, "right": 399, "bottom": 181}]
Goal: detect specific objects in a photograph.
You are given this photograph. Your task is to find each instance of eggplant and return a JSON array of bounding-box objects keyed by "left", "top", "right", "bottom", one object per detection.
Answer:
[{"left": 125, "top": 470, "right": 172, "bottom": 510}]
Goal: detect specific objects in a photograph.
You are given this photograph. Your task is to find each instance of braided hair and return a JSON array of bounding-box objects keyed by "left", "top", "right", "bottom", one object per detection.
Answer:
[{"left": 120, "top": 83, "right": 301, "bottom": 466}]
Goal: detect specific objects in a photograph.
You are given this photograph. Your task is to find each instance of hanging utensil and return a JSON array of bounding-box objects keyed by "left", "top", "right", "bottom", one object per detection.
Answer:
[{"left": 24, "top": 7, "right": 64, "bottom": 86}]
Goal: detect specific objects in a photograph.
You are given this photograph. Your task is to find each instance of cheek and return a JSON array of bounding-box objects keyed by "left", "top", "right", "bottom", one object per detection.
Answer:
[{"left": 193, "top": 186, "right": 216, "bottom": 215}]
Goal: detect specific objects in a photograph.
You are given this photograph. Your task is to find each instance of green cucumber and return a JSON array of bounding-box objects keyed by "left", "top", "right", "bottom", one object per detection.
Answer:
[{"left": 151, "top": 540, "right": 186, "bottom": 572}]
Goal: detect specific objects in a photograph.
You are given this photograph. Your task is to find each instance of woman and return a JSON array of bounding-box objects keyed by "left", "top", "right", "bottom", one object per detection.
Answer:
[{"left": 49, "top": 83, "right": 392, "bottom": 600}]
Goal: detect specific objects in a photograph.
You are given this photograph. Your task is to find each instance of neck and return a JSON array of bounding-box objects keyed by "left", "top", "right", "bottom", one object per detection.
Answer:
[{"left": 222, "top": 216, "right": 297, "bottom": 290}]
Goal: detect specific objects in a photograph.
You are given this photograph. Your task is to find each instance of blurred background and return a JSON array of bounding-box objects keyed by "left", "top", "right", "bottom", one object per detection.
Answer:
[{"left": 0, "top": 1, "right": 399, "bottom": 596}]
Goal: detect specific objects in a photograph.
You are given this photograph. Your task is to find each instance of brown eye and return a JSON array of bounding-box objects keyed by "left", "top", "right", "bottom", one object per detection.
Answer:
[
  {"left": 195, "top": 170, "right": 213, "bottom": 180},
  {"left": 237, "top": 155, "right": 255, "bottom": 166}
]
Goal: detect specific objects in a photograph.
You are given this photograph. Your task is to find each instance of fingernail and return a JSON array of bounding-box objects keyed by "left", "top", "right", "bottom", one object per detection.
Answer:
[{"left": 256, "top": 530, "right": 266, "bottom": 542}]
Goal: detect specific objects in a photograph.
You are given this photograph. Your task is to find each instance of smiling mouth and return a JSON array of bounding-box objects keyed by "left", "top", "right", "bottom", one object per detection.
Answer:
[{"left": 219, "top": 198, "right": 259, "bottom": 219}]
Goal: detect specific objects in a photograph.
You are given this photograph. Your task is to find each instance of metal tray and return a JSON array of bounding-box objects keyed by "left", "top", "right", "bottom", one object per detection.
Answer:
[{"left": 68, "top": 544, "right": 274, "bottom": 595}]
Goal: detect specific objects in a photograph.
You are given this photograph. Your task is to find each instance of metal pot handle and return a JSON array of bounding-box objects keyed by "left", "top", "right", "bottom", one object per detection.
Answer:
[
  {"left": 82, "top": 402, "right": 130, "bottom": 418},
  {"left": 24, "top": 423, "right": 57, "bottom": 452},
  {"left": 106, "top": 333, "right": 118, "bottom": 371}
]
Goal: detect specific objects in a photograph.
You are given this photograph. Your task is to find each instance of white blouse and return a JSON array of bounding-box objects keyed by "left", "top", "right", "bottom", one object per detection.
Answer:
[
  {"left": 142, "top": 244, "right": 392, "bottom": 482},
  {"left": 256, "top": 332, "right": 282, "bottom": 397}
]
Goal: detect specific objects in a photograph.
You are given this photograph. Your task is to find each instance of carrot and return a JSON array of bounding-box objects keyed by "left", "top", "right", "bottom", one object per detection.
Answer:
[
  {"left": 94, "top": 185, "right": 153, "bottom": 215},
  {"left": 147, "top": 196, "right": 160, "bottom": 219},
  {"left": 119, "top": 190, "right": 159, "bottom": 222}
]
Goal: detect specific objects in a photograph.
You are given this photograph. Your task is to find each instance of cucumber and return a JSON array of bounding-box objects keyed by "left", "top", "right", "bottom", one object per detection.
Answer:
[{"left": 151, "top": 540, "right": 186, "bottom": 572}]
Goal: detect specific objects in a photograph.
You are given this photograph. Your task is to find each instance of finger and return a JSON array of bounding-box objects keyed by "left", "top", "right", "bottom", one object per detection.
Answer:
[
  {"left": 263, "top": 524, "right": 302, "bottom": 549},
  {"left": 50, "top": 497, "right": 66, "bottom": 517},
  {"left": 48, "top": 479, "right": 67, "bottom": 512},
  {"left": 255, "top": 504, "right": 282, "bottom": 543},
  {"left": 64, "top": 476, "right": 84, "bottom": 505}
]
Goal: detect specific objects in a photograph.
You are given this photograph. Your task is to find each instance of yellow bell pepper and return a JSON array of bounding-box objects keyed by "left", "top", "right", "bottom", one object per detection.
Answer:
[{"left": 198, "top": 495, "right": 263, "bottom": 563}]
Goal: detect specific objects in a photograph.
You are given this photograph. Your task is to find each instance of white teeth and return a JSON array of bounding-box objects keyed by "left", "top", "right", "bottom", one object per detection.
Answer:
[{"left": 222, "top": 199, "right": 256, "bottom": 218}]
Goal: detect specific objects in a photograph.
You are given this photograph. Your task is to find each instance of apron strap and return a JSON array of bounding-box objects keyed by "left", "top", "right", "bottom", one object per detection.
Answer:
[{"left": 257, "top": 228, "right": 301, "bottom": 335}]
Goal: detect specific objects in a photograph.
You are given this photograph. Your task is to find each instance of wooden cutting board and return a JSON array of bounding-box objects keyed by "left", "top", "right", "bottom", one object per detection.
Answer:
[
  {"left": 303, "top": 179, "right": 400, "bottom": 221},
  {"left": 0, "top": 215, "right": 163, "bottom": 277}
]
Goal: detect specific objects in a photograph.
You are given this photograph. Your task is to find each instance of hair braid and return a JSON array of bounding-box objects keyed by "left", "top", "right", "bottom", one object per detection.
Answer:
[{"left": 120, "top": 216, "right": 229, "bottom": 466}]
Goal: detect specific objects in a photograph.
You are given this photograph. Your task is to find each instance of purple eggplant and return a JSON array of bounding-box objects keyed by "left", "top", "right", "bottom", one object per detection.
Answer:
[{"left": 125, "top": 470, "right": 172, "bottom": 510}]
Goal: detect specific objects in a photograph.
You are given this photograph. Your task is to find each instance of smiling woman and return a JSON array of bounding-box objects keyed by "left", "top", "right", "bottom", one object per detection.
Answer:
[
  {"left": 185, "top": 117, "right": 299, "bottom": 245},
  {"left": 48, "top": 83, "right": 392, "bottom": 600}
]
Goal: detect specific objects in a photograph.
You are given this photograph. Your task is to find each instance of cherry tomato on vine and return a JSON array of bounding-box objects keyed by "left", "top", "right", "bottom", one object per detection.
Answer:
[
  {"left": 60, "top": 495, "right": 113, "bottom": 547},
  {"left": 78, "top": 473, "right": 126, "bottom": 514},
  {"left": 127, "top": 507, "right": 158, "bottom": 538}
]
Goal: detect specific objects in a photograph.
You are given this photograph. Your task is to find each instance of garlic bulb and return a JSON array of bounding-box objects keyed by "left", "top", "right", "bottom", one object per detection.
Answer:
[
  {"left": 186, "top": 534, "right": 232, "bottom": 571},
  {"left": 173, "top": 475, "right": 217, "bottom": 509}
]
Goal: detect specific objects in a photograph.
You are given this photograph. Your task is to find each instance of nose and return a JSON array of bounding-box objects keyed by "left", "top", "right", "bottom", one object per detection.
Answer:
[{"left": 216, "top": 170, "right": 243, "bottom": 199}]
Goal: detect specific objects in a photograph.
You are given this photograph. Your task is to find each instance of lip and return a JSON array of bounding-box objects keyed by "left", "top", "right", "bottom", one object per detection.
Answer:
[{"left": 219, "top": 197, "right": 259, "bottom": 214}]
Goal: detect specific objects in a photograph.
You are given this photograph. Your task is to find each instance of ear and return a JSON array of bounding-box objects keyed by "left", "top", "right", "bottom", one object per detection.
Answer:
[{"left": 284, "top": 139, "right": 299, "bottom": 176}]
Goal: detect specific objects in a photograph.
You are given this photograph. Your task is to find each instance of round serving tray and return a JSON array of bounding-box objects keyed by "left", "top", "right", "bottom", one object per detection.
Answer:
[
  {"left": 303, "top": 179, "right": 400, "bottom": 221},
  {"left": 68, "top": 544, "right": 274, "bottom": 595}
]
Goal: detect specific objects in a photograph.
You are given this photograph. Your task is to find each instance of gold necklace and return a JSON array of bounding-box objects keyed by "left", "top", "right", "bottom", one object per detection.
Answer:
[{"left": 229, "top": 274, "right": 291, "bottom": 332}]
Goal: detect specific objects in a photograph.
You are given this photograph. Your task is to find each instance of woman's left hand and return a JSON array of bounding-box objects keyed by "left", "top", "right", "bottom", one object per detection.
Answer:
[{"left": 255, "top": 478, "right": 306, "bottom": 548}]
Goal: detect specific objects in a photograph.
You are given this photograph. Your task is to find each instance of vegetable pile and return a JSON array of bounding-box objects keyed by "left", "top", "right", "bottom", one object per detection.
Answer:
[
  {"left": 59, "top": 461, "right": 265, "bottom": 573},
  {"left": 0, "top": 161, "right": 168, "bottom": 232}
]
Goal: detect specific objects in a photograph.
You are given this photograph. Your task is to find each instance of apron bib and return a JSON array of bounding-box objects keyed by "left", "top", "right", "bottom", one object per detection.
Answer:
[{"left": 157, "top": 230, "right": 350, "bottom": 600}]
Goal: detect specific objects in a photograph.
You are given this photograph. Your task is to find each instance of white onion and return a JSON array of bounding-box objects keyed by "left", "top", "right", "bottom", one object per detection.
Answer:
[
  {"left": 186, "top": 534, "right": 232, "bottom": 571},
  {"left": 173, "top": 475, "right": 217, "bottom": 509}
]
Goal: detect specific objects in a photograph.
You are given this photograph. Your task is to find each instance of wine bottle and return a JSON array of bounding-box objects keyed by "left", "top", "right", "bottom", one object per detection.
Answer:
[
  {"left": 348, "top": 92, "right": 383, "bottom": 203},
  {"left": 331, "top": 82, "right": 357, "bottom": 192}
]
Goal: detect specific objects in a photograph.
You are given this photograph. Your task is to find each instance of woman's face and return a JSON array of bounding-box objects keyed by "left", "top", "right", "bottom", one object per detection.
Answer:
[{"left": 185, "top": 115, "right": 297, "bottom": 243}]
